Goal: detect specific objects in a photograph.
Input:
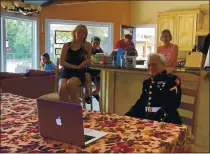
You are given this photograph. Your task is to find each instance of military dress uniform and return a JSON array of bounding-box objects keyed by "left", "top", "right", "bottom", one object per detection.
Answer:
[{"left": 125, "top": 70, "right": 182, "bottom": 125}]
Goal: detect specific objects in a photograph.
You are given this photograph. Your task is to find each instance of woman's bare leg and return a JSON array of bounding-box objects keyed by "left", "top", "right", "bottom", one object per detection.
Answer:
[
  {"left": 67, "top": 77, "right": 81, "bottom": 102},
  {"left": 58, "top": 78, "right": 69, "bottom": 102}
]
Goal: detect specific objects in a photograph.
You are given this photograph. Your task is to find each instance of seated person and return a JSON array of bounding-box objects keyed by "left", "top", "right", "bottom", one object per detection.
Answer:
[
  {"left": 157, "top": 29, "right": 178, "bottom": 67},
  {"left": 111, "top": 34, "right": 136, "bottom": 56},
  {"left": 59, "top": 24, "right": 92, "bottom": 103},
  {"left": 40, "top": 53, "right": 56, "bottom": 72},
  {"left": 125, "top": 53, "right": 182, "bottom": 125},
  {"left": 86, "top": 36, "right": 104, "bottom": 101}
]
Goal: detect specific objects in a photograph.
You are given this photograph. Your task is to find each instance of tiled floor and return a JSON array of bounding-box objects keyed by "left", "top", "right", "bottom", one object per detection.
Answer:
[{"left": 85, "top": 97, "right": 100, "bottom": 111}]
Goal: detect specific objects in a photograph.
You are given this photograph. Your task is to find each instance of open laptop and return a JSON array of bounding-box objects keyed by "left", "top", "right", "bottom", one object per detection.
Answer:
[{"left": 36, "top": 99, "right": 108, "bottom": 146}]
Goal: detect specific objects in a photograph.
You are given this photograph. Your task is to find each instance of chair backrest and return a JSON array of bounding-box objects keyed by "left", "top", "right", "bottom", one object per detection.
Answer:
[{"left": 174, "top": 71, "right": 206, "bottom": 139}]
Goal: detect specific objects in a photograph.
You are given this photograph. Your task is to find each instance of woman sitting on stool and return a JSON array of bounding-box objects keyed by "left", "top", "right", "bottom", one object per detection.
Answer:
[{"left": 59, "top": 25, "right": 92, "bottom": 103}]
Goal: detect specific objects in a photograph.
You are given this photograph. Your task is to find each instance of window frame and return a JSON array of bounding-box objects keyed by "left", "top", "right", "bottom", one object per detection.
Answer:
[
  {"left": 0, "top": 12, "right": 40, "bottom": 71},
  {"left": 45, "top": 19, "right": 114, "bottom": 57}
]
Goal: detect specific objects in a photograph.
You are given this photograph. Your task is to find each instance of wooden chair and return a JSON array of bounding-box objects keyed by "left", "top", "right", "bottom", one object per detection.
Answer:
[
  {"left": 175, "top": 71, "right": 206, "bottom": 142},
  {"left": 40, "top": 58, "right": 93, "bottom": 110}
]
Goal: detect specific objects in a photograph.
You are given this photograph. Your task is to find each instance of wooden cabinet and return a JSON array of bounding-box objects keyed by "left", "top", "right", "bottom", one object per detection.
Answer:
[
  {"left": 157, "top": 10, "right": 200, "bottom": 58},
  {"left": 157, "top": 15, "right": 177, "bottom": 47},
  {"left": 177, "top": 14, "right": 197, "bottom": 51}
]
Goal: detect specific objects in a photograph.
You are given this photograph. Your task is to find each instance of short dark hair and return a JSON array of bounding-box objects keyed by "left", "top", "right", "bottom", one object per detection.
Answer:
[
  {"left": 125, "top": 34, "right": 132, "bottom": 40},
  {"left": 42, "top": 53, "right": 50, "bottom": 60},
  {"left": 91, "top": 36, "right": 101, "bottom": 43}
]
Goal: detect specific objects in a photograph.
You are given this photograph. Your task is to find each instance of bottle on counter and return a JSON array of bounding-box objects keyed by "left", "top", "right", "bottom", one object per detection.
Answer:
[{"left": 116, "top": 48, "right": 123, "bottom": 67}]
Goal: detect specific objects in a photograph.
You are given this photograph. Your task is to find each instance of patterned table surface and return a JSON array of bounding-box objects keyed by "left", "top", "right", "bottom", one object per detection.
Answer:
[{"left": 1, "top": 93, "right": 195, "bottom": 153}]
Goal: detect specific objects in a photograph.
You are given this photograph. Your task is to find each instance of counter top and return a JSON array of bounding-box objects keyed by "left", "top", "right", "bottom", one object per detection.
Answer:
[{"left": 90, "top": 64, "right": 210, "bottom": 76}]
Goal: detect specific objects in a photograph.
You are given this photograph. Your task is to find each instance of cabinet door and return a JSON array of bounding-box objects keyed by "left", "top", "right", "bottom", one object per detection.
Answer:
[
  {"left": 177, "top": 14, "right": 197, "bottom": 51},
  {"left": 157, "top": 15, "right": 177, "bottom": 47}
]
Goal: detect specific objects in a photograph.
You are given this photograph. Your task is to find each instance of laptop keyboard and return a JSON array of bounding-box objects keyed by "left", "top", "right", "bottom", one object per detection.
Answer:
[{"left": 84, "top": 135, "right": 95, "bottom": 142}]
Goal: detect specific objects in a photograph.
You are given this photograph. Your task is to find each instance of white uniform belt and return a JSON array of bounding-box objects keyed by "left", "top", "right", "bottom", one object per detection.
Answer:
[{"left": 145, "top": 107, "right": 161, "bottom": 112}]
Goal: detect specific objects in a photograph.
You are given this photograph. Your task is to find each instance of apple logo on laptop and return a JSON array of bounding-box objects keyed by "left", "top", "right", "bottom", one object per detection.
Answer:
[{"left": 56, "top": 117, "right": 62, "bottom": 126}]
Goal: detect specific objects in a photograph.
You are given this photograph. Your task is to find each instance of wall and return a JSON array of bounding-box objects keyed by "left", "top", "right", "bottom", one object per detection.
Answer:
[
  {"left": 1, "top": 1, "right": 131, "bottom": 54},
  {"left": 131, "top": 1, "right": 209, "bottom": 25}
]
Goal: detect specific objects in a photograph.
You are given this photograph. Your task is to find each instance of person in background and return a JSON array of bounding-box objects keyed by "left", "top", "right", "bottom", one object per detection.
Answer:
[
  {"left": 125, "top": 53, "right": 182, "bottom": 125},
  {"left": 111, "top": 34, "right": 135, "bottom": 56},
  {"left": 59, "top": 24, "right": 92, "bottom": 103},
  {"left": 157, "top": 29, "right": 178, "bottom": 67},
  {"left": 91, "top": 36, "right": 104, "bottom": 55},
  {"left": 40, "top": 53, "right": 56, "bottom": 72},
  {"left": 201, "top": 33, "right": 210, "bottom": 68},
  {"left": 86, "top": 36, "right": 104, "bottom": 101}
]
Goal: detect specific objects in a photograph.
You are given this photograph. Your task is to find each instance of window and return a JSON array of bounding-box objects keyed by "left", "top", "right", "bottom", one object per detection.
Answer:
[
  {"left": 0, "top": 13, "right": 39, "bottom": 73},
  {"left": 45, "top": 19, "right": 113, "bottom": 63},
  {"left": 135, "top": 25, "right": 156, "bottom": 58}
]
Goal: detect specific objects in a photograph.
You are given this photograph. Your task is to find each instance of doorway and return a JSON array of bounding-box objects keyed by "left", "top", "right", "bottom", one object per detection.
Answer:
[{"left": 0, "top": 13, "right": 39, "bottom": 73}]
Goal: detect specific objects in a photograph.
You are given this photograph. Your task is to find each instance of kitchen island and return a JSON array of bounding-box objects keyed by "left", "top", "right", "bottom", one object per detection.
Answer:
[{"left": 91, "top": 64, "right": 209, "bottom": 152}]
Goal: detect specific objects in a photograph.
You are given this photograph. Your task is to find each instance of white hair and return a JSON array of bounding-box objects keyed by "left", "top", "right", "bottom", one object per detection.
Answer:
[{"left": 147, "top": 53, "right": 166, "bottom": 65}]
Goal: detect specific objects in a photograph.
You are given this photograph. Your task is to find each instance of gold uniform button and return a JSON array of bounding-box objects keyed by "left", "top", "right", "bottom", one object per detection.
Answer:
[
  {"left": 152, "top": 81, "right": 154, "bottom": 84},
  {"left": 160, "top": 118, "right": 163, "bottom": 121},
  {"left": 149, "top": 91, "right": 152, "bottom": 95},
  {"left": 149, "top": 97, "right": 151, "bottom": 100},
  {"left": 150, "top": 86, "right": 152, "bottom": 89},
  {"left": 164, "top": 113, "right": 167, "bottom": 116},
  {"left": 148, "top": 102, "right": 151, "bottom": 105}
]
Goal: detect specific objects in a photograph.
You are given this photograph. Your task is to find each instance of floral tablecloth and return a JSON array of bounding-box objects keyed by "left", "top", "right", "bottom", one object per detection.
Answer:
[{"left": 1, "top": 93, "right": 195, "bottom": 153}]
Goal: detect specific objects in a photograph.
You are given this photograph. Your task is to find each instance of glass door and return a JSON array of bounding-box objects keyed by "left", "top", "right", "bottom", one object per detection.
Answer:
[
  {"left": 0, "top": 14, "right": 39, "bottom": 73},
  {"left": 120, "top": 25, "right": 136, "bottom": 44}
]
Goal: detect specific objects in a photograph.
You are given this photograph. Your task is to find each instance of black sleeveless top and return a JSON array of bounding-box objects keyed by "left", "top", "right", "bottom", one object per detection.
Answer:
[
  {"left": 59, "top": 42, "right": 88, "bottom": 85},
  {"left": 66, "top": 42, "right": 87, "bottom": 65}
]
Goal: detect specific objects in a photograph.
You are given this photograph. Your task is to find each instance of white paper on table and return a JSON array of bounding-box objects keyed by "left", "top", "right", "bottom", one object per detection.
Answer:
[{"left": 204, "top": 45, "right": 210, "bottom": 68}]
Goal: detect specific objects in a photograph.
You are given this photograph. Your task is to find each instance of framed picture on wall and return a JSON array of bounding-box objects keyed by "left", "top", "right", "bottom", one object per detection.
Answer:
[
  {"left": 55, "top": 30, "right": 72, "bottom": 44},
  {"left": 55, "top": 48, "right": 62, "bottom": 55}
]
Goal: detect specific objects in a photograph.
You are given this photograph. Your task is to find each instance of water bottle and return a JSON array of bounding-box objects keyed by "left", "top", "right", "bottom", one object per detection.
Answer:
[{"left": 116, "top": 48, "right": 123, "bottom": 67}]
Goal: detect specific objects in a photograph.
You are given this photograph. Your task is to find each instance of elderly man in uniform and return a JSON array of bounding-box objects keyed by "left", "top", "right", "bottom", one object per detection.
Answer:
[{"left": 125, "top": 53, "right": 182, "bottom": 125}]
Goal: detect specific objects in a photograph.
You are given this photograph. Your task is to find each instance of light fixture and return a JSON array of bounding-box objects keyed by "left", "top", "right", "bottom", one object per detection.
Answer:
[{"left": 1, "top": 0, "right": 42, "bottom": 16}]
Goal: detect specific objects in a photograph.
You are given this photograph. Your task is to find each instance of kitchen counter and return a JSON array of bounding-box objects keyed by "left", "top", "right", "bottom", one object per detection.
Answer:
[
  {"left": 91, "top": 64, "right": 210, "bottom": 75},
  {"left": 91, "top": 64, "right": 209, "bottom": 152}
]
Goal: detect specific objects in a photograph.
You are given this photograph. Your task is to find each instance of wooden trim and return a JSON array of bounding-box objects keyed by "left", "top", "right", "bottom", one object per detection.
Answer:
[
  {"left": 200, "top": 4, "right": 209, "bottom": 15},
  {"left": 100, "top": 70, "right": 106, "bottom": 112},
  {"left": 158, "top": 9, "right": 200, "bottom": 16},
  {"left": 181, "top": 116, "right": 193, "bottom": 126},
  {"left": 175, "top": 72, "right": 199, "bottom": 81},
  {"left": 55, "top": 1, "right": 102, "bottom": 6},
  {"left": 182, "top": 88, "right": 197, "bottom": 97},
  {"left": 179, "top": 102, "right": 194, "bottom": 111}
]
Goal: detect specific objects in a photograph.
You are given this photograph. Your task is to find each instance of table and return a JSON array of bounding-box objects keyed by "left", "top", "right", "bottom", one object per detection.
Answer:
[{"left": 1, "top": 93, "right": 195, "bottom": 153}]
